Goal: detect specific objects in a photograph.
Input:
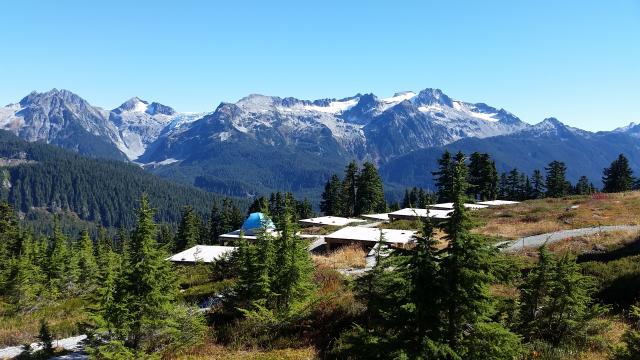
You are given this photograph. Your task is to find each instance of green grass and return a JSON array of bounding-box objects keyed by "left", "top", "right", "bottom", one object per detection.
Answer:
[{"left": 0, "top": 297, "right": 89, "bottom": 347}]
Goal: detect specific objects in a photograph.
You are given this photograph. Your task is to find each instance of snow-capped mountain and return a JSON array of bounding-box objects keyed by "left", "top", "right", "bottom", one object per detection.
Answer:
[
  {"left": 2, "top": 87, "right": 636, "bottom": 199},
  {"left": 0, "top": 89, "right": 128, "bottom": 160},
  {"left": 141, "top": 88, "right": 529, "bottom": 164},
  {"left": 0, "top": 89, "right": 202, "bottom": 161},
  {"left": 109, "top": 97, "right": 203, "bottom": 159}
]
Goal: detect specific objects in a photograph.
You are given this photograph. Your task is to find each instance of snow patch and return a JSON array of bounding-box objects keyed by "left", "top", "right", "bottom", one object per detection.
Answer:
[
  {"left": 380, "top": 91, "right": 417, "bottom": 111},
  {"left": 302, "top": 98, "right": 358, "bottom": 113}
]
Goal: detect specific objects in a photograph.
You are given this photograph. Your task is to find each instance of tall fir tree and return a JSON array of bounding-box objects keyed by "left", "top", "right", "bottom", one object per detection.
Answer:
[
  {"left": 320, "top": 174, "right": 343, "bottom": 216},
  {"left": 575, "top": 175, "right": 593, "bottom": 195},
  {"left": 603, "top": 154, "right": 635, "bottom": 193},
  {"left": 207, "top": 200, "right": 222, "bottom": 244},
  {"left": 433, "top": 150, "right": 455, "bottom": 202},
  {"left": 530, "top": 169, "right": 546, "bottom": 199},
  {"left": 468, "top": 152, "right": 499, "bottom": 201},
  {"left": 175, "top": 205, "right": 202, "bottom": 251},
  {"left": 341, "top": 161, "right": 359, "bottom": 217},
  {"left": 77, "top": 230, "right": 98, "bottom": 290},
  {"left": 105, "top": 195, "right": 179, "bottom": 350},
  {"left": 355, "top": 162, "right": 386, "bottom": 215},
  {"left": 545, "top": 160, "right": 570, "bottom": 198}
]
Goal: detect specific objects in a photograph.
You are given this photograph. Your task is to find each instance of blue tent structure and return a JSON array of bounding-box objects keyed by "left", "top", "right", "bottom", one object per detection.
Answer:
[{"left": 241, "top": 212, "right": 275, "bottom": 235}]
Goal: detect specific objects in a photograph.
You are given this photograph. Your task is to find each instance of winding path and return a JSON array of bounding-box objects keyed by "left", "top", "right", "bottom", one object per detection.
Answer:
[{"left": 502, "top": 225, "right": 640, "bottom": 252}]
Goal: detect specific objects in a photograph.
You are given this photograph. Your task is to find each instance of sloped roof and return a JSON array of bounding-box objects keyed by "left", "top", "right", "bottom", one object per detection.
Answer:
[
  {"left": 477, "top": 200, "right": 520, "bottom": 206},
  {"left": 299, "top": 216, "right": 364, "bottom": 227},
  {"left": 429, "top": 203, "right": 489, "bottom": 210},
  {"left": 388, "top": 208, "right": 452, "bottom": 219},
  {"left": 325, "top": 226, "right": 416, "bottom": 245},
  {"left": 167, "top": 245, "right": 236, "bottom": 263}
]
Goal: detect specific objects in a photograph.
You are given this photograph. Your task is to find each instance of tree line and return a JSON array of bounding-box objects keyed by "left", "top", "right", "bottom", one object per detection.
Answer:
[
  {"left": 320, "top": 160, "right": 387, "bottom": 217},
  {"left": 432, "top": 151, "right": 637, "bottom": 202}
]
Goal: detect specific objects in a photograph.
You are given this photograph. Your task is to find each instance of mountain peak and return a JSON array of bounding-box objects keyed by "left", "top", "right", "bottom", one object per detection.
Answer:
[
  {"left": 116, "top": 97, "right": 149, "bottom": 113},
  {"left": 18, "top": 89, "right": 88, "bottom": 108},
  {"left": 412, "top": 88, "right": 453, "bottom": 107}
]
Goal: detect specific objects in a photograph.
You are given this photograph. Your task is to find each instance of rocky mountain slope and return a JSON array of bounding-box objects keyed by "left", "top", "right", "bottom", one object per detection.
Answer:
[{"left": 1, "top": 88, "right": 638, "bottom": 199}]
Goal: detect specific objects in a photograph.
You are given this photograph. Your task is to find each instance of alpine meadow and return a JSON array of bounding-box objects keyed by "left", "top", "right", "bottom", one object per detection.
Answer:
[{"left": 1, "top": 1, "right": 640, "bottom": 359}]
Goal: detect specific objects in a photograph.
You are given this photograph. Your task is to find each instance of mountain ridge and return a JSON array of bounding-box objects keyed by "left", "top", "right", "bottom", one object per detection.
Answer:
[{"left": 1, "top": 88, "right": 638, "bottom": 200}]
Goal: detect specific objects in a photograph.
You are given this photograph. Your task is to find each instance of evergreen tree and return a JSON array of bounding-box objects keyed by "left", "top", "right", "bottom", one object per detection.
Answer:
[
  {"left": 175, "top": 205, "right": 201, "bottom": 251},
  {"left": 320, "top": 174, "right": 343, "bottom": 216},
  {"left": 603, "top": 154, "right": 635, "bottom": 193},
  {"left": 46, "top": 221, "right": 69, "bottom": 297},
  {"left": 355, "top": 162, "right": 386, "bottom": 215},
  {"left": 433, "top": 150, "right": 454, "bottom": 202},
  {"left": 270, "top": 204, "right": 313, "bottom": 311},
  {"left": 545, "top": 160, "right": 570, "bottom": 198},
  {"left": 77, "top": 230, "right": 98, "bottom": 290},
  {"left": 498, "top": 172, "right": 509, "bottom": 199},
  {"left": 295, "top": 197, "right": 314, "bottom": 220},
  {"left": 518, "top": 247, "right": 599, "bottom": 345},
  {"left": 38, "top": 319, "right": 54, "bottom": 357},
  {"left": 100, "top": 195, "right": 179, "bottom": 351},
  {"left": 530, "top": 169, "right": 546, "bottom": 199},
  {"left": 575, "top": 175, "right": 593, "bottom": 195},
  {"left": 440, "top": 152, "right": 519, "bottom": 356},
  {"left": 468, "top": 152, "right": 499, "bottom": 201},
  {"left": 506, "top": 168, "right": 521, "bottom": 200},
  {"left": 12, "top": 232, "right": 44, "bottom": 309},
  {"left": 341, "top": 161, "right": 359, "bottom": 217},
  {"left": 0, "top": 202, "right": 20, "bottom": 295},
  {"left": 207, "top": 200, "right": 222, "bottom": 244},
  {"left": 615, "top": 305, "right": 640, "bottom": 360},
  {"left": 220, "top": 198, "right": 243, "bottom": 235},
  {"left": 247, "top": 196, "right": 268, "bottom": 215}
]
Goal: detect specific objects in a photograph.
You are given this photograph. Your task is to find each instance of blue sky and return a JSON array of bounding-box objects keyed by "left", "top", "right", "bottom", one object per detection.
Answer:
[{"left": 0, "top": 0, "right": 638, "bottom": 131}]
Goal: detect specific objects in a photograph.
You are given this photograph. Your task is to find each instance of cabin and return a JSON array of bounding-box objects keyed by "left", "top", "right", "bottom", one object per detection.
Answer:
[
  {"left": 324, "top": 226, "right": 416, "bottom": 250},
  {"left": 167, "top": 245, "right": 236, "bottom": 264},
  {"left": 387, "top": 208, "right": 453, "bottom": 221},
  {"left": 429, "top": 203, "right": 489, "bottom": 210},
  {"left": 360, "top": 213, "right": 390, "bottom": 222},
  {"left": 298, "top": 216, "right": 365, "bottom": 227},
  {"left": 477, "top": 200, "right": 520, "bottom": 206}
]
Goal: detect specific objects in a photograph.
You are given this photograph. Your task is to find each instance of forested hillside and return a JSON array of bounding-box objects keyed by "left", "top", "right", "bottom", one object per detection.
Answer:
[{"left": 0, "top": 131, "right": 220, "bottom": 229}]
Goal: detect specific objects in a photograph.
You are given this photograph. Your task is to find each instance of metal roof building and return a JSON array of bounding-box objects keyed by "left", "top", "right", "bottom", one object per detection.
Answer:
[{"left": 167, "top": 245, "right": 236, "bottom": 264}]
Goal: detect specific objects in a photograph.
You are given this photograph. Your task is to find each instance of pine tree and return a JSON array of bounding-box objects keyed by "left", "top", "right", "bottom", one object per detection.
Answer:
[
  {"left": 603, "top": 154, "right": 635, "bottom": 193},
  {"left": 320, "top": 174, "right": 343, "bottom": 216},
  {"left": 295, "top": 198, "right": 314, "bottom": 220},
  {"left": 355, "top": 162, "right": 386, "bottom": 215},
  {"left": 77, "top": 230, "right": 98, "bottom": 290},
  {"left": 468, "top": 152, "right": 499, "bottom": 201},
  {"left": 46, "top": 221, "right": 69, "bottom": 297},
  {"left": 341, "top": 161, "right": 359, "bottom": 217},
  {"left": 99, "top": 195, "right": 180, "bottom": 351},
  {"left": 575, "top": 175, "right": 593, "bottom": 195},
  {"left": 38, "top": 319, "right": 54, "bottom": 356},
  {"left": 12, "top": 232, "right": 44, "bottom": 309},
  {"left": 0, "top": 202, "right": 20, "bottom": 295},
  {"left": 175, "top": 205, "right": 201, "bottom": 251},
  {"left": 247, "top": 196, "right": 268, "bottom": 215},
  {"left": 499, "top": 172, "right": 509, "bottom": 199},
  {"left": 433, "top": 150, "right": 455, "bottom": 202},
  {"left": 220, "top": 198, "right": 243, "bottom": 235},
  {"left": 518, "top": 247, "right": 599, "bottom": 345},
  {"left": 442, "top": 152, "right": 490, "bottom": 348},
  {"left": 506, "top": 168, "right": 521, "bottom": 200},
  {"left": 271, "top": 204, "right": 313, "bottom": 311},
  {"left": 545, "top": 160, "right": 570, "bottom": 198},
  {"left": 530, "top": 169, "right": 546, "bottom": 199},
  {"left": 207, "top": 200, "right": 222, "bottom": 244}
]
